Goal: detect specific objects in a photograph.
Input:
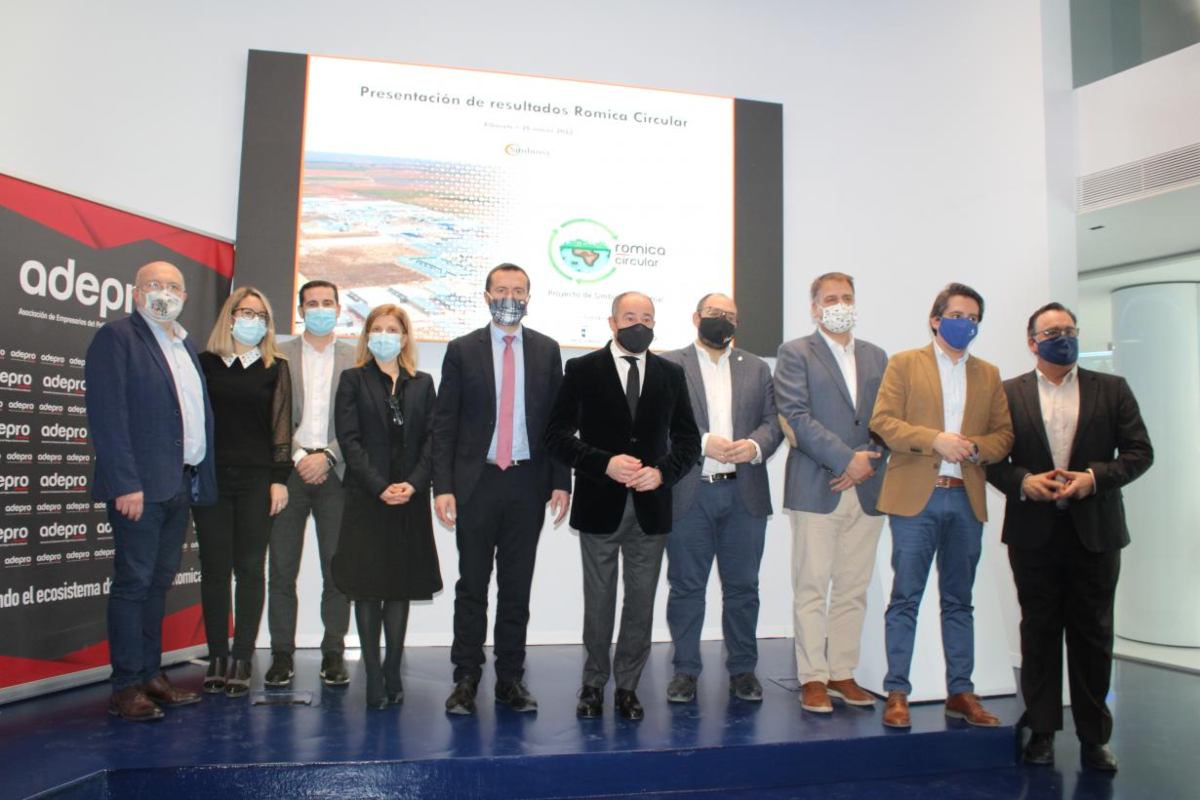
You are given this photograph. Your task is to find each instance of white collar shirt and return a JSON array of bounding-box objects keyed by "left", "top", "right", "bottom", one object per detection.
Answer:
[
  {"left": 934, "top": 344, "right": 969, "bottom": 479},
  {"left": 296, "top": 336, "right": 336, "bottom": 456},
  {"left": 817, "top": 327, "right": 857, "bottom": 409},
  {"left": 140, "top": 310, "right": 206, "bottom": 466}
]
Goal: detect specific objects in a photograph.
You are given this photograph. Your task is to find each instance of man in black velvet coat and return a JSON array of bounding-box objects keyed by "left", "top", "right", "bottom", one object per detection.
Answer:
[{"left": 546, "top": 291, "right": 701, "bottom": 721}]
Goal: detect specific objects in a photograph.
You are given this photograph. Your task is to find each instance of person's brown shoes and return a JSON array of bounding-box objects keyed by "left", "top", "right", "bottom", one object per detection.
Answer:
[
  {"left": 108, "top": 687, "right": 164, "bottom": 722},
  {"left": 826, "top": 678, "right": 876, "bottom": 707},
  {"left": 143, "top": 674, "right": 201, "bottom": 707},
  {"left": 800, "top": 681, "right": 833, "bottom": 713},
  {"left": 882, "top": 691, "right": 910, "bottom": 728},
  {"left": 944, "top": 692, "right": 1001, "bottom": 727}
]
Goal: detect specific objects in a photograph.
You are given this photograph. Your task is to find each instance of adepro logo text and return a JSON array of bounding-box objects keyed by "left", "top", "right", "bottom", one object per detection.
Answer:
[
  {"left": 40, "top": 473, "right": 88, "bottom": 493},
  {"left": 0, "top": 474, "right": 31, "bottom": 494},
  {"left": 43, "top": 374, "right": 86, "bottom": 396},
  {"left": 39, "top": 522, "right": 87, "bottom": 542},
  {"left": 0, "top": 422, "right": 32, "bottom": 442},
  {"left": 41, "top": 423, "right": 88, "bottom": 443},
  {"left": 0, "top": 526, "right": 30, "bottom": 546},
  {"left": 19, "top": 258, "right": 136, "bottom": 319},
  {"left": 0, "top": 371, "right": 33, "bottom": 392}
]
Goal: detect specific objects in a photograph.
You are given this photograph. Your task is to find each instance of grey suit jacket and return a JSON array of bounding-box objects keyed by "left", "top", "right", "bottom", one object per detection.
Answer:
[
  {"left": 277, "top": 335, "right": 358, "bottom": 479},
  {"left": 774, "top": 331, "right": 888, "bottom": 515},
  {"left": 662, "top": 344, "right": 783, "bottom": 519}
]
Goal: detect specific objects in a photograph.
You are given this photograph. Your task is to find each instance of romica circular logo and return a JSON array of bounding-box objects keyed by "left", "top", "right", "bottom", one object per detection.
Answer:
[{"left": 548, "top": 219, "right": 617, "bottom": 283}]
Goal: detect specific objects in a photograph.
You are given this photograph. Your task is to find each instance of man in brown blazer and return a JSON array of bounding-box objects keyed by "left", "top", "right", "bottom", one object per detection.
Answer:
[{"left": 869, "top": 283, "right": 1013, "bottom": 729}]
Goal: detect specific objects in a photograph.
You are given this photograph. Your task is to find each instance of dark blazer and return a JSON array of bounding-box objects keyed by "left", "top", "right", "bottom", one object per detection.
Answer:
[
  {"left": 85, "top": 312, "right": 217, "bottom": 505},
  {"left": 661, "top": 345, "right": 782, "bottom": 519},
  {"left": 987, "top": 368, "right": 1153, "bottom": 553},
  {"left": 545, "top": 343, "right": 701, "bottom": 535},
  {"left": 432, "top": 324, "right": 571, "bottom": 505}
]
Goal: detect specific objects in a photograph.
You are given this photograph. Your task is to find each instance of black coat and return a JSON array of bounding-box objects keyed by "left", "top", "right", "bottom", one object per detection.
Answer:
[
  {"left": 986, "top": 368, "right": 1153, "bottom": 553},
  {"left": 431, "top": 325, "right": 571, "bottom": 505},
  {"left": 545, "top": 343, "right": 700, "bottom": 535},
  {"left": 332, "top": 362, "right": 442, "bottom": 600}
]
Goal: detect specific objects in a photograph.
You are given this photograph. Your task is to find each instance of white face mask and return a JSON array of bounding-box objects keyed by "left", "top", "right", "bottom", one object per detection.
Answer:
[
  {"left": 820, "top": 302, "right": 856, "bottom": 335},
  {"left": 141, "top": 289, "right": 184, "bottom": 323}
]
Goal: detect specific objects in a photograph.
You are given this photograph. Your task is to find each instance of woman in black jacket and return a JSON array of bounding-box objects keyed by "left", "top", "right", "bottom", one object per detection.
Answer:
[{"left": 332, "top": 303, "right": 441, "bottom": 709}]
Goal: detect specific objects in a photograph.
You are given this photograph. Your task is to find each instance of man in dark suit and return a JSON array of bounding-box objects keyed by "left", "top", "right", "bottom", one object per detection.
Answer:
[
  {"left": 433, "top": 263, "right": 571, "bottom": 714},
  {"left": 546, "top": 291, "right": 701, "bottom": 720},
  {"left": 660, "top": 292, "right": 782, "bottom": 704},
  {"left": 85, "top": 261, "right": 217, "bottom": 721},
  {"left": 987, "top": 302, "right": 1152, "bottom": 772}
]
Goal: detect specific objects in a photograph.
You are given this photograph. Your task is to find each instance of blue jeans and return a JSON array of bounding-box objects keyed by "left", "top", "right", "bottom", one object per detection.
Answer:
[
  {"left": 666, "top": 480, "right": 767, "bottom": 676},
  {"left": 107, "top": 471, "right": 192, "bottom": 690},
  {"left": 883, "top": 487, "right": 982, "bottom": 695}
]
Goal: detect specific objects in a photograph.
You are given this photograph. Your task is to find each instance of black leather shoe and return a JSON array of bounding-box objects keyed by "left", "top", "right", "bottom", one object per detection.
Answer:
[
  {"left": 615, "top": 688, "right": 644, "bottom": 721},
  {"left": 264, "top": 653, "right": 294, "bottom": 688},
  {"left": 495, "top": 679, "right": 538, "bottom": 712},
  {"left": 224, "top": 659, "right": 252, "bottom": 698},
  {"left": 445, "top": 678, "right": 478, "bottom": 715},
  {"left": 666, "top": 673, "right": 697, "bottom": 704},
  {"left": 576, "top": 685, "right": 603, "bottom": 719},
  {"left": 387, "top": 687, "right": 405, "bottom": 705},
  {"left": 1081, "top": 743, "right": 1119, "bottom": 772},
  {"left": 203, "top": 657, "right": 228, "bottom": 694},
  {"left": 729, "top": 672, "right": 763, "bottom": 702},
  {"left": 320, "top": 653, "right": 350, "bottom": 687},
  {"left": 1022, "top": 732, "right": 1055, "bottom": 765}
]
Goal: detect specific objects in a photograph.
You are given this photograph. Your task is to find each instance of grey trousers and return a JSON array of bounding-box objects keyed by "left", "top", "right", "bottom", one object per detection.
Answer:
[
  {"left": 580, "top": 496, "right": 667, "bottom": 691},
  {"left": 267, "top": 470, "right": 350, "bottom": 655}
]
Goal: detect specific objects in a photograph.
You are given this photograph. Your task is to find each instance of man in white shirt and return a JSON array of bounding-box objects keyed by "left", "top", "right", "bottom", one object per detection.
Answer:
[
  {"left": 661, "top": 293, "right": 782, "bottom": 704},
  {"left": 265, "top": 280, "right": 358, "bottom": 688}
]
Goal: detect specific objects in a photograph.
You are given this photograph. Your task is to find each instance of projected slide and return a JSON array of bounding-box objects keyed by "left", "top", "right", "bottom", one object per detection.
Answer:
[{"left": 293, "top": 56, "right": 734, "bottom": 348}]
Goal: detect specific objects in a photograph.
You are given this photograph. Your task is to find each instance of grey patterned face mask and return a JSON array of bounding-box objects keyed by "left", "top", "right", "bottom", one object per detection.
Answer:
[
  {"left": 488, "top": 296, "right": 527, "bottom": 327},
  {"left": 820, "top": 302, "right": 856, "bottom": 334}
]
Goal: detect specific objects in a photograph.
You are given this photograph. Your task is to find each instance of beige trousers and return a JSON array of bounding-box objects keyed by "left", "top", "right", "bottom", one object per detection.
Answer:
[{"left": 790, "top": 490, "right": 884, "bottom": 684}]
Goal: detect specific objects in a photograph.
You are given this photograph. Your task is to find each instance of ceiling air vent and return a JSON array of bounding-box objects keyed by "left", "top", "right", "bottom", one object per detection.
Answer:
[{"left": 1077, "top": 142, "right": 1200, "bottom": 213}]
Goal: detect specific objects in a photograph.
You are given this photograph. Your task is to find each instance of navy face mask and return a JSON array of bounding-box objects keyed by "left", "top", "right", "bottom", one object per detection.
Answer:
[
  {"left": 937, "top": 317, "right": 978, "bottom": 351},
  {"left": 1036, "top": 335, "right": 1078, "bottom": 366}
]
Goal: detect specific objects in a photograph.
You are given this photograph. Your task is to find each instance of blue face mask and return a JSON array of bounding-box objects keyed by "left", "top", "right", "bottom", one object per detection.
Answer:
[
  {"left": 937, "top": 317, "right": 978, "bottom": 351},
  {"left": 304, "top": 307, "right": 338, "bottom": 336},
  {"left": 367, "top": 332, "right": 403, "bottom": 362},
  {"left": 1036, "top": 335, "right": 1078, "bottom": 366},
  {"left": 231, "top": 317, "right": 267, "bottom": 347}
]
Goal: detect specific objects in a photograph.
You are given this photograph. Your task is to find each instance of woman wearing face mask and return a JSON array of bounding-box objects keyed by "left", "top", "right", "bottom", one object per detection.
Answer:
[
  {"left": 193, "top": 287, "right": 293, "bottom": 697},
  {"left": 331, "top": 304, "right": 441, "bottom": 709}
]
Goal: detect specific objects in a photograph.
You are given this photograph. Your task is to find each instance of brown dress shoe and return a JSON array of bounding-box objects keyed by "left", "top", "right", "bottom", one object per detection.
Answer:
[
  {"left": 826, "top": 678, "right": 876, "bottom": 707},
  {"left": 143, "top": 674, "right": 201, "bottom": 707},
  {"left": 882, "top": 691, "right": 910, "bottom": 728},
  {"left": 944, "top": 692, "right": 1001, "bottom": 727},
  {"left": 800, "top": 681, "right": 833, "bottom": 713},
  {"left": 108, "top": 687, "right": 165, "bottom": 722}
]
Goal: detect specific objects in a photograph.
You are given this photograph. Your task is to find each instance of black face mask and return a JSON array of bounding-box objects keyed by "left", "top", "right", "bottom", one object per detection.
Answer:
[
  {"left": 698, "top": 316, "right": 736, "bottom": 349},
  {"left": 615, "top": 323, "right": 654, "bottom": 354}
]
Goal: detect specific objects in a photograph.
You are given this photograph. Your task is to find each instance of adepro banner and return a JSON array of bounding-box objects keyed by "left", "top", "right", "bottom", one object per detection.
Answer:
[{"left": 0, "top": 174, "right": 232, "bottom": 703}]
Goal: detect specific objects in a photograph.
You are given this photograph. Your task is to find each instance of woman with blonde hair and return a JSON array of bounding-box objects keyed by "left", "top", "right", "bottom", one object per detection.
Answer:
[
  {"left": 193, "top": 286, "right": 293, "bottom": 697},
  {"left": 332, "top": 304, "right": 441, "bottom": 708}
]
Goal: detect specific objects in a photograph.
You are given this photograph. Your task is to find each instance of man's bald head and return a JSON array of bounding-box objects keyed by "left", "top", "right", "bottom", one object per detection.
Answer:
[{"left": 135, "top": 261, "right": 185, "bottom": 291}]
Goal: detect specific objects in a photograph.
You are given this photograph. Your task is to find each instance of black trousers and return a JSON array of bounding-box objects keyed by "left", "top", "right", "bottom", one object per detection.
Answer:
[
  {"left": 1008, "top": 512, "right": 1121, "bottom": 745},
  {"left": 192, "top": 466, "right": 274, "bottom": 661},
  {"left": 451, "top": 464, "right": 544, "bottom": 684}
]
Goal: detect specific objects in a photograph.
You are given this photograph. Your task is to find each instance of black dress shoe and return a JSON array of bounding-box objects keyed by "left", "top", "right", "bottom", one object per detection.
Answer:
[
  {"left": 1022, "top": 732, "right": 1055, "bottom": 765},
  {"left": 615, "top": 688, "right": 644, "bottom": 721},
  {"left": 1081, "top": 743, "right": 1119, "bottom": 772},
  {"left": 224, "top": 659, "right": 252, "bottom": 698},
  {"left": 495, "top": 679, "right": 538, "bottom": 712},
  {"left": 445, "top": 678, "right": 479, "bottom": 715},
  {"left": 729, "top": 672, "right": 763, "bottom": 702},
  {"left": 576, "top": 685, "right": 603, "bottom": 719},
  {"left": 264, "top": 653, "right": 294, "bottom": 688},
  {"left": 666, "top": 673, "right": 697, "bottom": 704},
  {"left": 320, "top": 653, "right": 350, "bottom": 687},
  {"left": 203, "top": 657, "right": 228, "bottom": 694}
]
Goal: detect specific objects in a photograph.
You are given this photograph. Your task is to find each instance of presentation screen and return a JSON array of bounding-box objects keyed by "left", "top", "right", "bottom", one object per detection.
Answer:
[{"left": 235, "top": 51, "right": 782, "bottom": 354}]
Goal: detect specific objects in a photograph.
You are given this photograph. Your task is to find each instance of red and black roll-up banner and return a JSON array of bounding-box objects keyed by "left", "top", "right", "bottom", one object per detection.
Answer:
[{"left": 0, "top": 174, "right": 232, "bottom": 704}]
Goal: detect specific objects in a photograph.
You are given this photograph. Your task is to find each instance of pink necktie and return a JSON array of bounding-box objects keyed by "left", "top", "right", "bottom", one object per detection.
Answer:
[{"left": 496, "top": 335, "right": 516, "bottom": 470}]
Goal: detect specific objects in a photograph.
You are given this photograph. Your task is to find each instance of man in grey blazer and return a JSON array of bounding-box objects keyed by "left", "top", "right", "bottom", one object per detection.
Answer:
[
  {"left": 265, "top": 280, "right": 359, "bottom": 688},
  {"left": 661, "top": 293, "right": 782, "bottom": 703},
  {"left": 774, "top": 272, "right": 888, "bottom": 714}
]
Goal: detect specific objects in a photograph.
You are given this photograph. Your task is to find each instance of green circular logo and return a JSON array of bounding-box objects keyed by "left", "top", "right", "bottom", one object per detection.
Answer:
[{"left": 549, "top": 219, "right": 617, "bottom": 283}]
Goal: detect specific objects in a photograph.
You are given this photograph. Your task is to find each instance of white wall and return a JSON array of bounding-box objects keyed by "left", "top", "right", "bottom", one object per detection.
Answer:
[{"left": 2, "top": 1, "right": 1076, "bottom": 667}]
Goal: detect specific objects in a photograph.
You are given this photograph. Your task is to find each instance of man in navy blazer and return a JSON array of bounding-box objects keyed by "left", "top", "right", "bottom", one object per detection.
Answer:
[
  {"left": 85, "top": 261, "right": 216, "bottom": 722},
  {"left": 660, "top": 292, "right": 782, "bottom": 704},
  {"left": 774, "top": 272, "right": 889, "bottom": 714}
]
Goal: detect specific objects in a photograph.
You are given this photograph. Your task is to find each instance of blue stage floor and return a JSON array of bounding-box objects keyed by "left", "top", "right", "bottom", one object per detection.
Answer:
[{"left": 0, "top": 639, "right": 1194, "bottom": 799}]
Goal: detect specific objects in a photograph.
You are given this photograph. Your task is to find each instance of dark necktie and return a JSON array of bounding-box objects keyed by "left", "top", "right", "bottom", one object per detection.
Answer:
[{"left": 622, "top": 355, "right": 639, "bottom": 420}]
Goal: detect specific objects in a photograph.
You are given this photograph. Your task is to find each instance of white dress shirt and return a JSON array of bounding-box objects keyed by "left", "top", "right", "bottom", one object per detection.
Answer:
[
  {"left": 140, "top": 309, "right": 206, "bottom": 467},
  {"left": 294, "top": 336, "right": 336, "bottom": 463},
  {"left": 610, "top": 340, "right": 645, "bottom": 398},
  {"left": 934, "top": 344, "right": 968, "bottom": 479},
  {"left": 1036, "top": 365, "right": 1082, "bottom": 508},
  {"left": 817, "top": 327, "right": 857, "bottom": 409},
  {"left": 693, "top": 342, "right": 762, "bottom": 476}
]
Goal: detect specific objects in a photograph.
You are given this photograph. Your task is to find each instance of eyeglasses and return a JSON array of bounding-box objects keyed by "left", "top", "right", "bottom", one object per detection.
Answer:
[
  {"left": 141, "top": 280, "right": 184, "bottom": 294},
  {"left": 700, "top": 308, "right": 738, "bottom": 324},
  {"left": 1035, "top": 327, "right": 1079, "bottom": 339},
  {"left": 232, "top": 308, "right": 270, "bottom": 323},
  {"left": 387, "top": 394, "right": 405, "bottom": 427}
]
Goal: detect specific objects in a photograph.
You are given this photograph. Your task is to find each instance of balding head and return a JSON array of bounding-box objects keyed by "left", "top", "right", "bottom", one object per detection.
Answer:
[
  {"left": 135, "top": 261, "right": 185, "bottom": 292},
  {"left": 610, "top": 291, "right": 655, "bottom": 321}
]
